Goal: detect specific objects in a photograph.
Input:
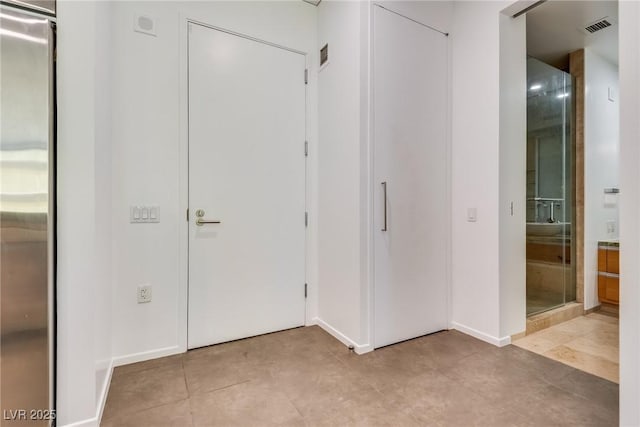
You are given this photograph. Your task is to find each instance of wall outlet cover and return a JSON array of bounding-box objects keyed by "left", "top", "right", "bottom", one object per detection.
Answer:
[
  {"left": 606, "top": 220, "right": 616, "bottom": 234},
  {"left": 137, "top": 284, "right": 152, "bottom": 303}
]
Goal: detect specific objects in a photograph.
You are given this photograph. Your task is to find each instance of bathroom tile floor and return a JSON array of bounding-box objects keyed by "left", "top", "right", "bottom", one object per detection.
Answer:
[
  {"left": 513, "top": 312, "right": 619, "bottom": 383},
  {"left": 102, "top": 325, "right": 618, "bottom": 426}
]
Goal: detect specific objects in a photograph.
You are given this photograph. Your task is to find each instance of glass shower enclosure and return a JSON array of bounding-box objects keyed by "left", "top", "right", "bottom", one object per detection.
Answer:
[{"left": 526, "top": 57, "right": 576, "bottom": 316}]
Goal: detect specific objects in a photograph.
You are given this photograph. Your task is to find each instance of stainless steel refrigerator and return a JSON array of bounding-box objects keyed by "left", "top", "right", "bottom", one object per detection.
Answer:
[{"left": 1, "top": 1, "right": 56, "bottom": 425}]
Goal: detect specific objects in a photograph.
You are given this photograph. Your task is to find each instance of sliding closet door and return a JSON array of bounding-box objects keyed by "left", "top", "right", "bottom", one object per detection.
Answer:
[{"left": 373, "top": 5, "right": 449, "bottom": 348}]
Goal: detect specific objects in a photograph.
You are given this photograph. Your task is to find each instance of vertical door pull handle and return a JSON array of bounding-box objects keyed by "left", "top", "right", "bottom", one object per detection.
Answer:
[{"left": 381, "top": 181, "right": 388, "bottom": 232}]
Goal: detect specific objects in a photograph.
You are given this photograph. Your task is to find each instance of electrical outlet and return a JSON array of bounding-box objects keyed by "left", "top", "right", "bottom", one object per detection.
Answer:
[{"left": 137, "top": 284, "right": 152, "bottom": 303}]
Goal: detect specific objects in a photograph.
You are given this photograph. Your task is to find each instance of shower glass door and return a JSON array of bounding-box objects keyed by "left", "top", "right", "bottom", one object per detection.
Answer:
[{"left": 526, "top": 57, "right": 575, "bottom": 316}]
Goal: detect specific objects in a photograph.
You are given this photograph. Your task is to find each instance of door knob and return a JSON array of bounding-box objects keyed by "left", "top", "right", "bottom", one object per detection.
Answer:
[{"left": 195, "top": 209, "right": 221, "bottom": 226}]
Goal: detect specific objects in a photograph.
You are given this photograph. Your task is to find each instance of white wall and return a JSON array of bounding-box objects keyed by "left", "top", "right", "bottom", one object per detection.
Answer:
[
  {"left": 57, "top": 0, "right": 113, "bottom": 425},
  {"left": 93, "top": 0, "right": 114, "bottom": 411},
  {"left": 450, "top": 1, "right": 503, "bottom": 343},
  {"left": 619, "top": 1, "right": 640, "bottom": 425},
  {"left": 498, "top": 11, "right": 527, "bottom": 339},
  {"left": 317, "top": 0, "right": 365, "bottom": 347},
  {"left": 583, "top": 49, "right": 619, "bottom": 311},
  {"left": 108, "top": 1, "right": 318, "bottom": 362},
  {"left": 451, "top": 0, "right": 530, "bottom": 345}
]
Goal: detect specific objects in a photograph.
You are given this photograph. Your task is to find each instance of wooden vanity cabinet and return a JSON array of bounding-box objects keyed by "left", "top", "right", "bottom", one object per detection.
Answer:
[{"left": 598, "top": 244, "right": 619, "bottom": 305}]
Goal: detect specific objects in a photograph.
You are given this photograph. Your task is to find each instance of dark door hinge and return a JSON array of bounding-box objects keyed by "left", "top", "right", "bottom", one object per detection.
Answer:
[
  {"left": 304, "top": 283, "right": 308, "bottom": 298},
  {"left": 304, "top": 69, "right": 308, "bottom": 84}
]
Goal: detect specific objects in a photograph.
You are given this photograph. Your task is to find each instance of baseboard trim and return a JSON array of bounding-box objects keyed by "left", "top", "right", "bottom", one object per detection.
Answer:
[
  {"left": 314, "top": 317, "right": 373, "bottom": 355},
  {"left": 112, "top": 345, "right": 182, "bottom": 367},
  {"left": 59, "top": 417, "right": 99, "bottom": 427},
  {"left": 451, "top": 322, "right": 511, "bottom": 347},
  {"left": 59, "top": 358, "right": 114, "bottom": 427},
  {"left": 96, "top": 358, "right": 114, "bottom": 425}
]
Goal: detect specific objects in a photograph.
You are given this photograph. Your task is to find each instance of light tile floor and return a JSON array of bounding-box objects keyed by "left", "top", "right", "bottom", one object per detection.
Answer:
[
  {"left": 102, "top": 326, "right": 618, "bottom": 426},
  {"left": 513, "top": 312, "right": 619, "bottom": 383}
]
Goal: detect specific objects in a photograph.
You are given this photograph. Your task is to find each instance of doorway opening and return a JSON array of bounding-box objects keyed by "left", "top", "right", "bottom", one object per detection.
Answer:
[{"left": 514, "top": 0, "right": 620, "bottom": 384}]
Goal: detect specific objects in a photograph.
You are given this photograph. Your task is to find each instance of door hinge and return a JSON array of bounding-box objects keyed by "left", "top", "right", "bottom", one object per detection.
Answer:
[
  {"left": 186, "top": 209, "right": 189, "bottom": 221},
  {"left": 304, "top": 140, "right": 308, "bottom": 157},
  {"left": 305, "top": 211, "right": 308, "bottom": 227},
  {"left": 304, "top": 283, "right": 308, "bottom": 298},
  {"left": 304, "top": 69, "right": 308, "bottom": 84}
]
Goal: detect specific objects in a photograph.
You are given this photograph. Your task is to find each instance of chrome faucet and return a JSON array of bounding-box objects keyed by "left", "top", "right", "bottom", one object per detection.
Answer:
[
  {"left": 547, "top": 202, "right": 556, "bottom": 223},
  {"left": 528, "top": 197, "right": 563, "bottom": 223}
]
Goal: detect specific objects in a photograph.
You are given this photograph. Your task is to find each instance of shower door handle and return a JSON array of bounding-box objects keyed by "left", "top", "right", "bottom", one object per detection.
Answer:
[{"left": 381, "top": 181, "right": 388, "bottom": 232}]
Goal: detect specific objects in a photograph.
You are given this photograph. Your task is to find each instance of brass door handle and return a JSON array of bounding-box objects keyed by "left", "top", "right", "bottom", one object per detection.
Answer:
[{"left": 195, "top": 209, "right": 221, "bottom": 226}]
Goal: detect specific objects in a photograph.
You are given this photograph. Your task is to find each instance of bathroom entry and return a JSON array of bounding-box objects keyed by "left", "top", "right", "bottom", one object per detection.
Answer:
[
  {"left": 373, "top": 5, "right": 449, "bottom": 348},
  {"left": 525, "top": 58, "right": 575, "bottom": 316},
  {"left": 524, "top": 0, "right": 619, "bottom": 320}
]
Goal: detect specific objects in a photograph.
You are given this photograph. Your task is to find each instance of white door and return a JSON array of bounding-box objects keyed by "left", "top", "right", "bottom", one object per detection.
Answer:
[
  {"left": 373, "top": 6, "right": 449, "bottom": 348},
  {"left": 188, "top": 23, "right": 306, "bottom": 349}
]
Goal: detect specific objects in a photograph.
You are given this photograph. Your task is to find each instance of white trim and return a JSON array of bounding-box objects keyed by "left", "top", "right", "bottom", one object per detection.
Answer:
[
  {"left": 59, "top": 417, "right": 98, "bottom": 427},
  {"left": 95, "top": 359, "right": 114, "bottom": 426},
  {"left": 363, "top": 0, "right": 375, "bottom": 362},
  {"left": 112, "top": 345, "right": 182, "bottom": 367},
  {"left": 177, "top": 11, "right": 190, "bottom": 356},
  {"left": 444, "top": 9, "right": 453, "bottom": 335},
  {"left": 314, "top": 317, "right": 373, "bottom": 355},
  {"left": 501, "top": 0, "right": 543, "bottom": 18},
  {"left": 451, "top": 322, "right": 511, "bottom": 347},
  {"left": 59, "top": 359, "right": 114, "bottom": 427}
]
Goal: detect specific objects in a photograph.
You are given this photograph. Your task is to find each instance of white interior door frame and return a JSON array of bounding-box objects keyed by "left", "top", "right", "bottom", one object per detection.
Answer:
[
  {"left": 365, "top": 3, "right": 453, "bottom": 350},
  {"left": 177, "top": 15, "right": 312, "bottom": 353}
]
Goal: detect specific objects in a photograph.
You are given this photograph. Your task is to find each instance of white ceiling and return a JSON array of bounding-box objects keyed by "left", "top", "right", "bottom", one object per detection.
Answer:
[{"left": 526, "top": 0, "right": 618, "bottom": 69}]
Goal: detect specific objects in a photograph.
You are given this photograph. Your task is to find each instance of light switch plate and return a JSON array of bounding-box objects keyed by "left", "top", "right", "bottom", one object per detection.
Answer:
[{"left": 130, "top": 205, "right": 160, "bottom": 223}]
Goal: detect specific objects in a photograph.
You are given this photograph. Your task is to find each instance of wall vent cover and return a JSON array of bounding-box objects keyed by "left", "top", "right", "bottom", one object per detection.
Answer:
[
  {"left": 583, "top": 17, "right": 613, "bottom": 34},
  {"left": 320, "top": 44, "right": 328, "bottom": 66}
]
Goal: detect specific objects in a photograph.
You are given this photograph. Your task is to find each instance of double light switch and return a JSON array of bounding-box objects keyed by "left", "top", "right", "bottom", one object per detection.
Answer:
[{"left": 130, "top": 205, "right": 160, "bottom": 223}]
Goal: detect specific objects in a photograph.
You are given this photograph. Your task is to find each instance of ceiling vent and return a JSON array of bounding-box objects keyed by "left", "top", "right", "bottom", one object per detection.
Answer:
[{"left": 582, "top": 17, "right": 614, "bottom": 34}]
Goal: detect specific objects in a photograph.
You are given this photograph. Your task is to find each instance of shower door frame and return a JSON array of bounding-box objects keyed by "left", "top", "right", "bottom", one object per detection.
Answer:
[{"left": 525, "top": 57, "right": 577, "bottom": 317}]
